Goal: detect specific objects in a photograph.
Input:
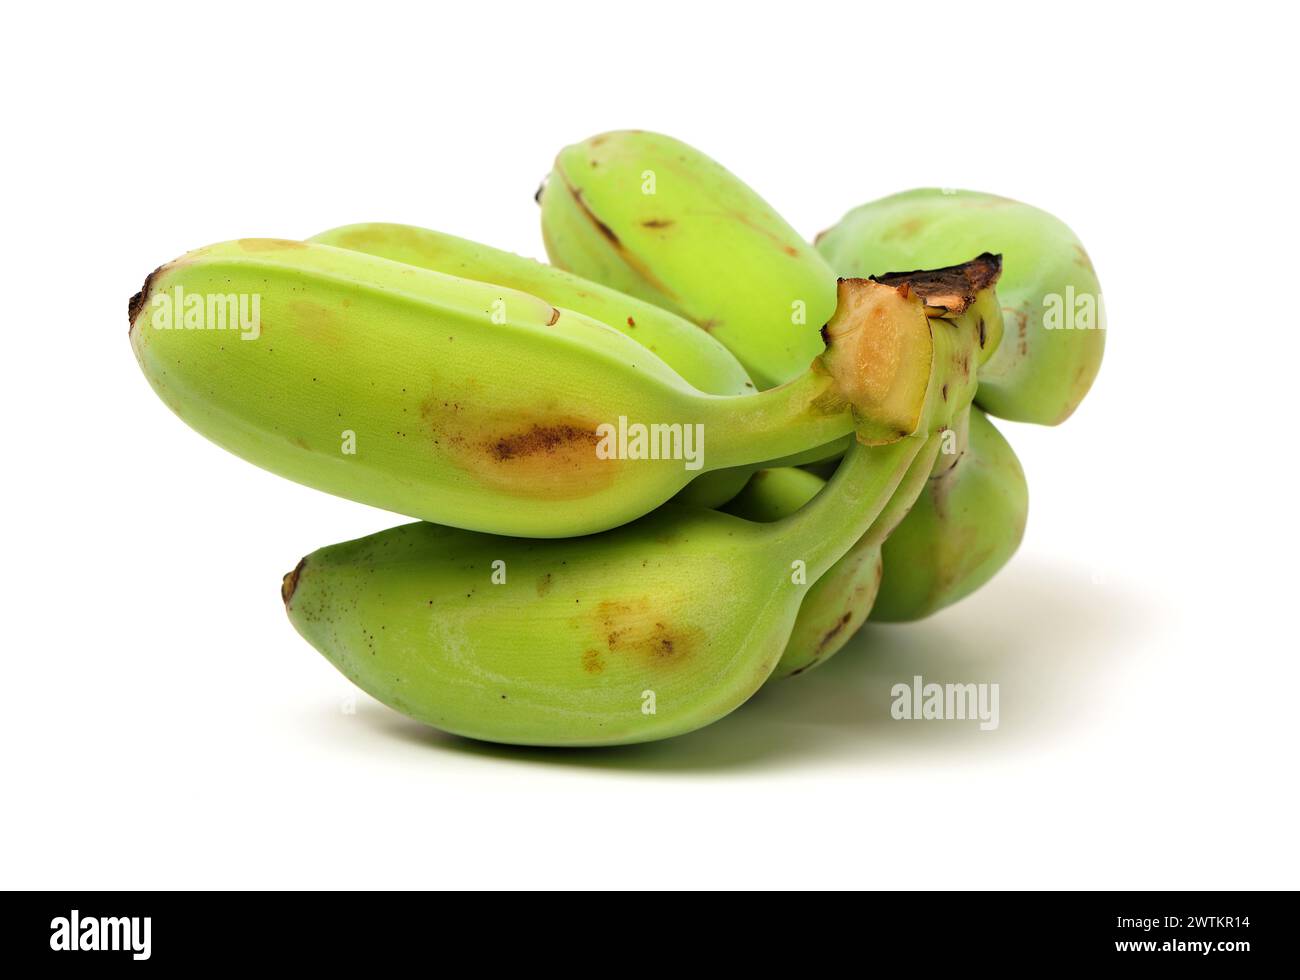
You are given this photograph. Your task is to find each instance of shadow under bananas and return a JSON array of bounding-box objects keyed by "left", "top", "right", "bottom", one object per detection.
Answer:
[{"left": 323, "top": 557, "right": 1154, "bottom": 775}]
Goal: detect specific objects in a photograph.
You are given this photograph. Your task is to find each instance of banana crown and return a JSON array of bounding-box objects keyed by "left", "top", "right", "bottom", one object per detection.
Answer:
[{"left": 820, "top": 254, "right": 1001, "bottom": 446}]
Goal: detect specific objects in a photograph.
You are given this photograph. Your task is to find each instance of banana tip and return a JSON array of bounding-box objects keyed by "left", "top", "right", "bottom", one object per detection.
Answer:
[
  {"left": 281, "top": 557, "right": 307, "bottom": 607},
  {"left": 127, "top": 266, "right": 162, "bottom": 336}
]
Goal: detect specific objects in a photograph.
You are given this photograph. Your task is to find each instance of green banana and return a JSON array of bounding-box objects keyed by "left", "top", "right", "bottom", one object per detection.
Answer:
[
  {"left": 308, "top": 222, "right": 753, "bottom": 509},
  {"left": 725, "top": 436, "right": 939, "bottom": 677},
  {"left": 129, "top": 240, "right": 935, "bottom": 538},
  {"left": 308, "top": 222, "right": 755, "bottom": 398},
  {"left": 283, "top": 264, "right": 987, "bottom": 746},
  {"left": 870, "top": 406, "right": 1028, "bottom": 621},
  {"left": 285, "top": 438, "right": 920, "bottom": 746},
  {"left": 816, "top": 188, "right": 1104, "bottom": 425},
  {"left": 538, "top": 130, "right": 837, "bottom": 389}
]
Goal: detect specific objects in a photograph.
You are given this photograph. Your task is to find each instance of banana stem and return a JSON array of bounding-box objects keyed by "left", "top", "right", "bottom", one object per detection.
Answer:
[
  {"left": 695, "top": 367, "right": 854, "bottom": 469},
  {"left": 765, "top": 434, "right": 927, "bottom": 582},
  {"left": 861, "top": 435, "right": 944, "bottom": 548}
]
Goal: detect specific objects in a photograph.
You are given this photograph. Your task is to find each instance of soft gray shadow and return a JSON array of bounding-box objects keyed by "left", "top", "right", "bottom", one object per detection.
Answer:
[{"left": 321, "top": 557, "right": 1157, "bottom": 776}]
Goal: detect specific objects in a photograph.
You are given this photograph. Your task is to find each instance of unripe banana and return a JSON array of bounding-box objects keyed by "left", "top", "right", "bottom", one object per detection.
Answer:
[
  {"left": 129, "top": 241, "right": 937, "bottom": 538},
  {"left": 308, "top": 223, "right": 755, "bottom": 398},
  {"left": 816, "top": 188, "right": 1104, "bottom": 425},
  {"left": 285, "top": 434, "right": 924, "bottom": 747},
  {"left": 282, "top": 263, "right": 986, "bottom": 746},
  {"left": 870, "top": 406, "right": 1028, "bottom": 621},
  {"left": 308, "top": 222, "right": 754, "bottom": 509},
  {"left": 539, "top": 130, "right": 836, "bottom": 389},
  {"left": 725, "top": 435, "right": 940, "bottom": 677}
]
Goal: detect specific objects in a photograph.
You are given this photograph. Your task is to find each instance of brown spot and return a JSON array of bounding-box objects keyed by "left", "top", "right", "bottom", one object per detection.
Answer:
[
  {"left": 941, "top": 383, "right": 949, "bottom": 402},
  {"left": 491, "top": 423, "right": 598, "bottom": 462},
  {"left": 581, "top": 650, "right": 605, "bottom": 674},
  {"left": 536, "top": 573, "right": 553, "bottom": 597},
  {"left": 626, "top": 316, "right": 635, "bottom": 327},
  {"left": 885, "top": 217, "right": 927, "bottom": 240},
  {"left": 783, "top": 245, "right": 798, "bottom": 257},
  {"left": 557, "top": 174, "right": 680, "bottom": 302},
  {"left": 547, "top": 307, "right": 560, "bottom": 326},
  {"left": 575, "top": 191, "right": 620, "bottom": 245},
  {"left": 641, "top": 219, "right": 674, "bottom": 229},
  {"left": 698, "top": 318, "right": 721, "bottom": 332},
  {"left": 816, "top": 611, "right": 853, "bottom": 654},
  {"left": 281, "top": 557, "right": 307, "bottom": 606},
  {"left": 589, "top": 599, "right": 696, "bottom": 668},
  {"left": 978, "top": 317, "right": 987, "bottom": 348},
  {"left": 420, "top": 397, "right": 617, "bottom": 500}
]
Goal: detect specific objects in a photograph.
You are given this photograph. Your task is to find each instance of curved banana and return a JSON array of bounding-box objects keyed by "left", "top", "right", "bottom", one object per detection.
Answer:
[
  {"left": 308, "top": 223, "right": 755, "bottom": 398},
  {"left": 870, "top": 406, "right": 1028, "bottom": 621},
  {"left": 816, "top": 188, "right": 1104, "bottom": 425},
  {"left": 538, "top": 130, "right": 836, "bottom": 389},
  {"left": 284, "top": 434, "right": 922, "bottom": 747},
  {"left": 308, "top": 222, "right": 754, "bottom": 509},
  {"left": 129, "top": 241, "right": 938, "bottom": 538}
]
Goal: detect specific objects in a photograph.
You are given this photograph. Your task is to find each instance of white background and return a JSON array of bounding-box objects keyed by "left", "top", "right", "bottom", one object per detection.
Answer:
[{"left": 3, "top": 1, "right": 1296, "bottom": 889}]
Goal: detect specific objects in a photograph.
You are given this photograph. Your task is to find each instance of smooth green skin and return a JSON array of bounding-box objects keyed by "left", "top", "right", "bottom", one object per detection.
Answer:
[
  {"left": 870, "top": 407, "right": 1028, "bottom": 621},
  {"left": 308, "top": 222, "right": 753, "bottom": 509},
  {"left": 308, "top": 223, "right": 756, "bottom": 397},
  {"left": 726, "top": 438, "right": 940, "bottom": 677},
  {"left": 286, "top": 434, "right": 926, "bottom": 747},
  {"left": 817, "top": 188, "right": 1105, "bottom": 425},
  {"left": 129, "top": 240, "right": 865, "bottom": 539},
  {"left": 540, "top": 130, "right": 837, "bottom": 389}
]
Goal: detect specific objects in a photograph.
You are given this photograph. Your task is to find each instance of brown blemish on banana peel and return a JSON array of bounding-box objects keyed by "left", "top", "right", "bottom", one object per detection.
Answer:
[
  {"left": 420, "top": 398, "right": 618, "bottom": 500},
  {"left": 816, "top": 611, "right": 853, "bottom": 655},
  {"left": 578, "top": 598, "right": 701, "bottom": 676},
  {"left": 490, "top": 423, "right": 599, "bottom": 462},
  {"left": 555, "top": 171, "right": 682, "bottom": 303}
]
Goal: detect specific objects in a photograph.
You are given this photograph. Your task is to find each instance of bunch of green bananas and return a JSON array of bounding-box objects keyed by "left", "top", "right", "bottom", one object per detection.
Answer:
[{"left": 129, "top": 131, "right": 1102, "bottom": 747}]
